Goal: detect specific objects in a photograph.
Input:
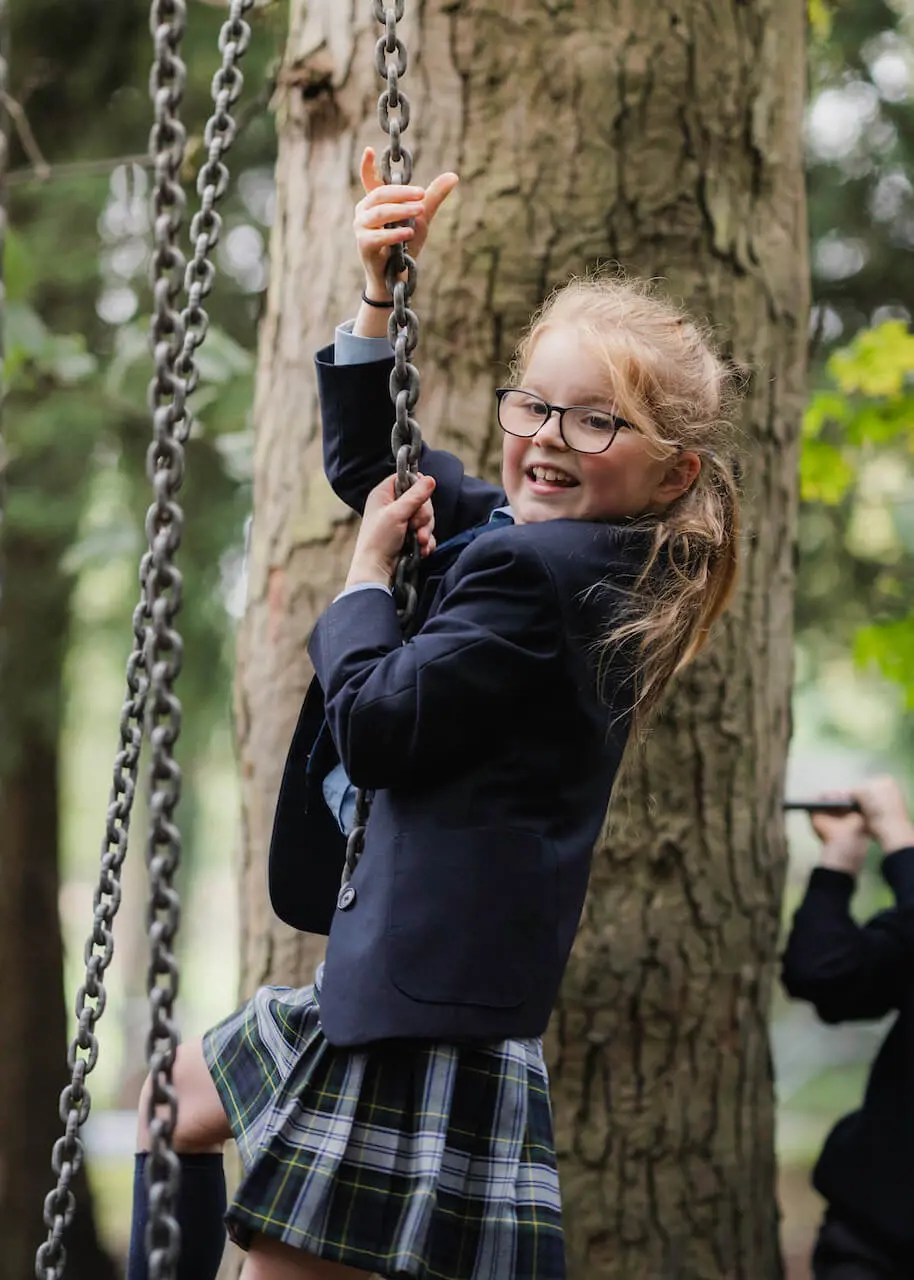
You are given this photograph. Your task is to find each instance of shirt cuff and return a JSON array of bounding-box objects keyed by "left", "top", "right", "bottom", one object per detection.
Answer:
[
  {"left": 335, "top": 320, "right": 394, "bottom": 366},
  {"left": 333, "top": 582, "right": 393, "bottom": 603},
  {"left": 883, "top": 846, "right": 914, "bottom": 904}
]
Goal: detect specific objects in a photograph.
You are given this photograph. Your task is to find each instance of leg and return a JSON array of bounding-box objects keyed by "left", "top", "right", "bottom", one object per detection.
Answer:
[
  {"left": 128, "top": 1037, "right": 232, "bottom": 1280},
  {"left": 136, "top": 1036, "right": 232, "bottom": 1152},
  {"left": 240, "top": 1235, "right": 374, "bottom": 1280}
]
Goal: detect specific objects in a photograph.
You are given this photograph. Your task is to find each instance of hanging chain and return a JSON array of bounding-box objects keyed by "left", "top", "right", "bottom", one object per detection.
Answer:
[
  {"left": 375, "top": 0, "right": 422, "bottom": 628},
  {"left": 141, "top": 4, "right": 192, "bottom": 1272},
  {"left": 343, "top": 0, "right": 421, "bottom": 888},
  {"left": 0, "top": 0, "right": 7, "bottom": 623},
  {"left": 143, "top": 3, "right": 254, "bottom": 1277},
  {"left": 35, "top": 3, "right": 254, "bottom": 1277},
  {"left": 29, "top": 1, "right": 152, "bottom": 1274},
  {"left": 35, "top": 612, "right": 150, "bottom": 1280}
]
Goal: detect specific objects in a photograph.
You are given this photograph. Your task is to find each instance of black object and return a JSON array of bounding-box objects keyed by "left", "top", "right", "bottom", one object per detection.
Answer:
[
  {"left": 361, "top": 290, "right": 395, "bottom": 308},
  {"left": 784, "top": 800, "right": 862, "bottom": 814}
]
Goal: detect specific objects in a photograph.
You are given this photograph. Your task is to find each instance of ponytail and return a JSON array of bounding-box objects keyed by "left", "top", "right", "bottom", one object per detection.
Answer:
[{"left": 601, "top": 453, "right": 741, "bottom": 728}]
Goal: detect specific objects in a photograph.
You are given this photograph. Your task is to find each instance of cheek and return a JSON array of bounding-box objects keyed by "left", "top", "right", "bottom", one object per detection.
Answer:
[
  {"left": 585, "top": 442, "right": 659, "bottom": 494},
  {"left": 501, "top": 437, "right": 527, "bottom": 483},
  {"left": 578, "top": 449, "right": 659, "bottom": 515},
  {"left": 578, "top": 456, "right": 622, "bottom": 497}
]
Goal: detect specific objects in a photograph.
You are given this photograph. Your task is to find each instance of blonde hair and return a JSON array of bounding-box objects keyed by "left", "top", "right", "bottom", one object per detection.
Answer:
[{"left": 513, "top": 273, "right": 742, "bottom": 726}]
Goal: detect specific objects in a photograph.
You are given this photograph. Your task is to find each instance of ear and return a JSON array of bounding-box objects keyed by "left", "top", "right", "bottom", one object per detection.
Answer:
[{"left": 652, "top": 450, "right": 702, "bottom": 505}]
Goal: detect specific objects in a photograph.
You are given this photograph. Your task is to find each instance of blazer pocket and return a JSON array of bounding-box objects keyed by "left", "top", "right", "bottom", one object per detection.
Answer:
[{"left": 388, "top": 827, "right": 556, "bottom": 1009}]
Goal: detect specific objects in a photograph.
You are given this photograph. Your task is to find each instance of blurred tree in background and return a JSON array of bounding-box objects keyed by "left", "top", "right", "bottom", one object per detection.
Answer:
[{"left": 0, "top": 1, "right": 282, "bottom": 1275}]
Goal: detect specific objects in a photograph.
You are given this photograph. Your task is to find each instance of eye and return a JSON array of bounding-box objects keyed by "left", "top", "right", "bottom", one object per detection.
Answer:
[
  {"left": 582, "top": 411, "right": 616, "bottom": 432},
  {"left": 525, "top": 397, "right": 548, "bottom": 416}
]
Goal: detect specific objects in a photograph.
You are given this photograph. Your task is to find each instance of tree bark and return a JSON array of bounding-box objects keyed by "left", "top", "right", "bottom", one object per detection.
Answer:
[{"left": 236, "top": 3, "right": 808, "bottom": 1277}]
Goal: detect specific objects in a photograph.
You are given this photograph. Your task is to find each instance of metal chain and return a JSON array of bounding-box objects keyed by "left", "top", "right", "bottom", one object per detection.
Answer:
[
  {"left": 375, "top": 0, "right": 422, "bottom": 628},
  {"left": 34, "top": 3, "right": 254, "bottom": 1277},
  {"left": 343, "top": 0, "right": 421, "bottom": 887},
  {"left": 141, "top": 5, "right": 192, "bottom": 1270},
  {"left": 35, "top": 612, "right": 150, "bottom": 1280},
  {"left": 143, "top": 4, "right": 254, "bottom": 1277},
  {"left": 29, "top": 0, "right": 154, "bottom": 1270},
  {"left": 0, "top": 0, "right": 7, "bottom": 623}
]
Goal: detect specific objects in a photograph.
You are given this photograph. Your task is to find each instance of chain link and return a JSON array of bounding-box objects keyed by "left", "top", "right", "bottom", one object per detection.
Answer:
[
  {"left": 34, "top": 3, "right": 254, "bottom": 1276},
  {"left": 143, "top": 5, "right": 190, "bottom": 1267},
  {"left": 143, "top": 4, "right": 254, "bottom": 1277},
  {"left": 0, "top": 0, "right": 7, "bottom": 624},
  {"left": 343, "top": 0, "right": 422, "bottom": 886},
  {"left": 36, "top": 621, "right": 150, "bottom": 1280}
]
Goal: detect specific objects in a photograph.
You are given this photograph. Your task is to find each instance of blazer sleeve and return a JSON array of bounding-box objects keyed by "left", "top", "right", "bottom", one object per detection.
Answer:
[
  {"left": 315, "top": 343, "right": 505, "bottom": 543},
  {"left": 780, "top": 848, "right": 914, "bottom": 1022},
  {"left": 307, "top": 533, "right": 561, "bottom": 790}
]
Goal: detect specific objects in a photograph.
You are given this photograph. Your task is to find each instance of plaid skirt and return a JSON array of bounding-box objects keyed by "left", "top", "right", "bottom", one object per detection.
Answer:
[{"left": 202, "top": 968, "right": 565, "bottom": 1279}]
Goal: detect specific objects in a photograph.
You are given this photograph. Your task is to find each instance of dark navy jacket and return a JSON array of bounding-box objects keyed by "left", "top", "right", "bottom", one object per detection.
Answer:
[{"left": 268, "top": 346, "right": 652, "bottom": 1047}]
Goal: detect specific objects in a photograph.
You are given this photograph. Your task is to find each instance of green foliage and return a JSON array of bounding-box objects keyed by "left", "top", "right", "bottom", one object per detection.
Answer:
[
  {"left": 803, "top": 320, "right": 914, "bottom": 493},
  {"left": 828, "top": 320, "right": 914, "bottom": 401},
  {"left": 808, "top": 0, "right": 833, "bottom": 41},
  {"left": 6, "top": 300, "right": 98, "bottom": 390},
  {"left": 2, "top": 0, "right": 282, "bottom": 812},
  {"left": 800, "top": 438, "right": 856, "bottom": 505},
  {"left": 855, "top": 614, "right": 914, "bottom": 706},
  {"left": 801, "top": 318, "right": 914, "bottom": 699}
]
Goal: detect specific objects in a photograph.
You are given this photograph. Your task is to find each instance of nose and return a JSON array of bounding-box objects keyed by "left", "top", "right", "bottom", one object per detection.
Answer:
[{"left": 535, "top": 408, "right": 568, "bottom": 449}]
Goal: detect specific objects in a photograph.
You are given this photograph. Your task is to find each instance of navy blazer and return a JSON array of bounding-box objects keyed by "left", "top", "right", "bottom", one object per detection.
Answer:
[{"left": 268, "top": 346, "right": 653, "bottom": 1047}]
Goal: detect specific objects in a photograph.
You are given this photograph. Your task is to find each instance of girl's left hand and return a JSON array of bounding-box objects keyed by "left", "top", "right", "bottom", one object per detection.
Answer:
[
  {"left": 810, "top": 791, "right": 869, "bottom": 876},
  {"left": 345, "top": 473, "right": 437, "bottom": 590}
]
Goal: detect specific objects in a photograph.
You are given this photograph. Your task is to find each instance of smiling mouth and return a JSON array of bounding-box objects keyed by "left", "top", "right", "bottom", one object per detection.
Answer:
[{"left": 526, "top": 464, "right": 579, "bottom": 488}]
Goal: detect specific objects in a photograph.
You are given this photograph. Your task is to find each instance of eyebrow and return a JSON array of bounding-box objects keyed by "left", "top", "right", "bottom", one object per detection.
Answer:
[{"left": 518, "top": 385, "right": 617, "bottom": 408}]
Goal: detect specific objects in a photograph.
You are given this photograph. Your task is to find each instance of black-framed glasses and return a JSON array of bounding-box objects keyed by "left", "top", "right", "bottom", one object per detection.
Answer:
[{"left": 494, "top": 388, "right": 635, "bottom": 456}]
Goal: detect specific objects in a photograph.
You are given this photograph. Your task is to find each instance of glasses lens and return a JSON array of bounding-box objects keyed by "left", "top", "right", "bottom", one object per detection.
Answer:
[
  {"left": 563, "top": 407, "right": 620, "bottom": 454},
  {"left": 498, "top": 390, "right": 548, "bottom": 437}
]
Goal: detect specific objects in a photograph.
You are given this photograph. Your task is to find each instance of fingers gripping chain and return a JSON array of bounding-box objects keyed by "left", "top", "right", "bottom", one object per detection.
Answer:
[
  {"left": 343, "top": 1, "right": 423, "bottom": 888},
  {"left": 34, "top": 4, "right": 255, "bottom": 1278}
]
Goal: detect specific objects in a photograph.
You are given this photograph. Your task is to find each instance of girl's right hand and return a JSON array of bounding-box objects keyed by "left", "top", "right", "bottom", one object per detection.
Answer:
[
  {"left": 355, "top": 147, "right": 459, "bottom": 299},
  {"left": 852, "top": 776, "right": 914, "bottom": 854}
]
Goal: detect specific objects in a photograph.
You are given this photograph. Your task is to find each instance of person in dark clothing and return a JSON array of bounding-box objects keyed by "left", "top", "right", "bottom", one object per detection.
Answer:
[{"left": 782, "top": 776, "right": 914, "bottom": 1280}]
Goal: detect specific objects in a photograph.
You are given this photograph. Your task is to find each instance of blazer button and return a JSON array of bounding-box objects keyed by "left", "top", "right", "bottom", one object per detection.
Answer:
[{"left": 337, "top": 884, "right": 357, "bottom": 911}]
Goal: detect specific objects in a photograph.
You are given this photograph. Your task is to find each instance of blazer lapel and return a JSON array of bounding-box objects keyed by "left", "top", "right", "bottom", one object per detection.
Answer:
[{"left": 407, "top": 510, "right": 514, "bottom": 637}]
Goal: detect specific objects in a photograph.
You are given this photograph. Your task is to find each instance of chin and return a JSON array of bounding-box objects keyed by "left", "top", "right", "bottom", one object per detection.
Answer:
[{"left": 514, "top": 501, "right": 574, "bottom": 525}]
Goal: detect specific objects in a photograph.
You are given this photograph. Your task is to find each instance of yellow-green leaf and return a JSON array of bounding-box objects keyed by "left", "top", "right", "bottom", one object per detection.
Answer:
[
  {"left": 828, "top": 321, "right": 914, "bottom": 399},
  {"left": 800, "top": 438, "right": 856, "bottom": 505},
  {"left": 854, "top": 615, "right": 914, "bottom": 707}
]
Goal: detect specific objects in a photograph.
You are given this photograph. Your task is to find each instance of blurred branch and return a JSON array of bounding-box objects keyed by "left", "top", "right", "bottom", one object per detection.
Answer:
[
  {"left": 7, "top": 151, "right": 149, "bottom": 188},
  {"left": 1, "top": 89, "right": 50, "bottom": 181},
  {"left": 7, "top": 63, "right": 277, "bottom": 189}
]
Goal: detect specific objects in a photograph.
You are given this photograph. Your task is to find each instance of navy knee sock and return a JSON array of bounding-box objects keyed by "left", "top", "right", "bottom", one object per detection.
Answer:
[{"left": 126, "top": 1151, "right": 227, "bottom": 1280}]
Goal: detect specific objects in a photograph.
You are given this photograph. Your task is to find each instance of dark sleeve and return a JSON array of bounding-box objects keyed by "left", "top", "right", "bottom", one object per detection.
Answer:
[
  {"left": 780, "top": 848, "right": 914, "bottom": 1022},
  {"left": 307, "top": 535, "right": 561, "bottom": 790},
  {"left": 315, "top": 344, "right": 505, "bottom": 542}
]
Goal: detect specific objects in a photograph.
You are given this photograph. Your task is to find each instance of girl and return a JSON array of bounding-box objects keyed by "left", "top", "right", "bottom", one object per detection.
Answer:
[{"left": 127, "top": 148, "right": 741, "bottom": 1280}]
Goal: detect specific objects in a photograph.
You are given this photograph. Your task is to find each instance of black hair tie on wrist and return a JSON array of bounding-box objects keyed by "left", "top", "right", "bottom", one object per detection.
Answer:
[{"left": 361, "top": 291, "right": 395, "bottom": 309}]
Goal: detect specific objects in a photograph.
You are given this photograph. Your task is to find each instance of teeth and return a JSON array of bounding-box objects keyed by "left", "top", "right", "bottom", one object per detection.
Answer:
[{"left": 530, "top": 466, "right": 575, "bottom": 486}]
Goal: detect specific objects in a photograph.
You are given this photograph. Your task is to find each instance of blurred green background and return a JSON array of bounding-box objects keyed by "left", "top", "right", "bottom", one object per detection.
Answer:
[{"left": 6, "top": 0, "right": 914, "bottom": 1275}]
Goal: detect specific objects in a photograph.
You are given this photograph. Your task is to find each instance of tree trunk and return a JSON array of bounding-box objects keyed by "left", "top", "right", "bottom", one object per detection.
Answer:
[
  {"left": 0, "top": 535, "right": 117, "bottom": 1280},
  {"left": 236, "top": 3, "right": 808, "bottom": 1277}
]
